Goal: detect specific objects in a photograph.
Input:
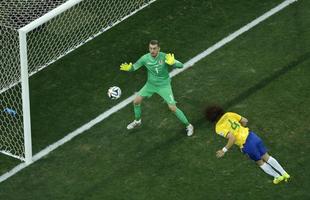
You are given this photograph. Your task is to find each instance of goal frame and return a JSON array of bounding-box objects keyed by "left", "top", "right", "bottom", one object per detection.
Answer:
[{"left": 11, "top": 0, "right": 156, "bottom": 164}]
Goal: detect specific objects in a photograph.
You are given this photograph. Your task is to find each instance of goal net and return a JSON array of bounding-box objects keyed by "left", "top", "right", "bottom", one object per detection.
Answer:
[{"left": 0, "top": 0, "right": 156, "bottom": 163}]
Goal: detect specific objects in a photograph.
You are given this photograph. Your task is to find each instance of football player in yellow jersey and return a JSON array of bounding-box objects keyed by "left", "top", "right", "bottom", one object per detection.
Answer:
[{"left": 205, "top": 105, "right": 290, "bottom": 184}]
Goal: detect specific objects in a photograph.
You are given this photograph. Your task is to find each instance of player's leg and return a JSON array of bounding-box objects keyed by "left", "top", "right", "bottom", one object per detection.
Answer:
[
  {"left": 167, "top": 104, "right": 189, "bottom": 125},
  {"left": 133, "top": 95, "right": 143, "bottom": 120},
  {"left": 256, "top": 159, "right": 283, "bottom": 184},
  {"left": 127, "top": 83, "right": 154, "bottom": 130},
  {"left": 262, "top": 153, "right": 290, "bottom": 181},
  {"left": 169, "top": 104, "right": 194, "bottom": 136},
  {"left": 127, "top": 95, "right": 143, "bottom": 129},
  {"left": 158, "top": 84, "right": 194, "bottom": 136},
  {"left": 243, "top": 132, "right": 283, "bottom": 184}
]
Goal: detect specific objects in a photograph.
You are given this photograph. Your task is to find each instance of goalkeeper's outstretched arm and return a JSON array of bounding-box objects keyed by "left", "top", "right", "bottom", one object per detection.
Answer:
[
  {"left": 165, "top": 53, "right": 183, "bottom": 68},
  {"left": 120, "top": 62, "right": 133, "bottom": 71},
  {"left": 120, "top": 56, "right": 145, "bottom": 72},
  {"left": 173, "top": 59, "right": 184, "bottom": 68}
]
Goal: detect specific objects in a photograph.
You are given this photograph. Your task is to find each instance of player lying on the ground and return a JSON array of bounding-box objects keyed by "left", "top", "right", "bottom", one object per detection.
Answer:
[
  {"left": 205, "top": 105, "right": 290, "bottom": 184},
  {"left": 120, "top": 40, "right": 194, "bottom": 136}
]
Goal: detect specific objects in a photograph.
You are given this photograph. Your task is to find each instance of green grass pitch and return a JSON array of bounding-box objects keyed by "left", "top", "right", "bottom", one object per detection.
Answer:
[{"left": 0, "top": 0, "right": 310, "bottom": 199}]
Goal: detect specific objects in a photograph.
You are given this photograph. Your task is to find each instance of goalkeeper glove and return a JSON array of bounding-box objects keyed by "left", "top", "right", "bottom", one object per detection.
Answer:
[
  {"left": 165, "top": 53, "right": 175, "bottom": 65},
  {"left": 120, "top": 62, "right": 132, "bottom": 71}
]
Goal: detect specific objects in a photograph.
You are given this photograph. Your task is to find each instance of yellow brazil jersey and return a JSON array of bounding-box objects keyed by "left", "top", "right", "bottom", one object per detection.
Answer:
[{"left": 215, "top": 112, "right": 249, "bottom": 148}]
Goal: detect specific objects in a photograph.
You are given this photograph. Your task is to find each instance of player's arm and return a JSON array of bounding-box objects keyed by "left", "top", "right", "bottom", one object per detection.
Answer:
[
  {"left": 165, "top": 53, "right": 184, "bottom": 68},
  {"left": 173, "top": 59, "right": 184, "bottom": 68},
  {"left": 120, "top": 56, "right": 145, "bottom": 72},
  {"left": 120, "top": 62, "right": 133, "bottom": 71},
  {"left": 216, "top": 132, "right": 235, "bottom": 158},
  {"left": 240, "top": 117, "right": 248, "bottom": 127}
]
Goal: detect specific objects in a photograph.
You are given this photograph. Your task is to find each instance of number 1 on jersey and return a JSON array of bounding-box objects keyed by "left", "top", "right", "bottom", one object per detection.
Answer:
[{"left": 155, "top": 68, "right": 159, "bottom": 74}]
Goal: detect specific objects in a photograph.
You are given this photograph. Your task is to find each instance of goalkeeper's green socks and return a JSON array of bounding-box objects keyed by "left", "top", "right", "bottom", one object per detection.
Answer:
[
  {"left": 134, "top": 105, "right": 189, "bottom": 126},
  {"left": 175, "top": 108, "right": 190, "bottom": 126},
  {"left": 134, "top": 104, "right": 142, "bottom": 120}
]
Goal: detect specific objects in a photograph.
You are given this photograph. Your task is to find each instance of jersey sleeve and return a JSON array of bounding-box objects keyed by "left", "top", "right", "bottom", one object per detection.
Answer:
[
  {"left": 173, "top": 59, "right": 184, "bottom": 68},
  {"left": 226, "top": 112, "right": 242, "bottom": 122},
  {"left": 216, "top": 125, "right": 229, "bottom": 138},
  {"left": 132, "top": 55, "right": 145, "bottom": 71}
]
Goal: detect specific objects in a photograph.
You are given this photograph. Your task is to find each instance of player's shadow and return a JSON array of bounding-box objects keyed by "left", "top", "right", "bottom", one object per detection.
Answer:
[
  {"left": 81, "top": 52, "right": 310, "bottom": 196},
  {"left": 113, "top": 51, "right": 310, "bottom": 174},
  {"left": 193, "top": 51, "right": 310, "bottom": 128}
]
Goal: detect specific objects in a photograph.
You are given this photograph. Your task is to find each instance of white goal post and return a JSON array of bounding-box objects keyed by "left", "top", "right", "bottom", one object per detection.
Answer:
[{"left": 0, "top": 0, "right": 156, "bottom": 164}]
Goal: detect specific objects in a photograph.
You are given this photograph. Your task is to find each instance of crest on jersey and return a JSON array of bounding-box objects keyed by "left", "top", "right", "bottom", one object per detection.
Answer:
[{"left": 159, "top": 60, "right": 163, "bottom": 65}]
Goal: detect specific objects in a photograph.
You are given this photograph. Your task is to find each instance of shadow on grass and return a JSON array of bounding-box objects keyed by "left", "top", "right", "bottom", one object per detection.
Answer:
[
  {"left": 193, "top": 51, "right": 310, "bottom": 128},
  {"left": 81, "top": 52, "right": 310, "bottom": 196}
]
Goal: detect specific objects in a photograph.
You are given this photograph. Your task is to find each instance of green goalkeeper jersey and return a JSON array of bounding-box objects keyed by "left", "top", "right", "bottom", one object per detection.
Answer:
[{"left": 132, "top": 52, "right": 183, "bottom": 86}]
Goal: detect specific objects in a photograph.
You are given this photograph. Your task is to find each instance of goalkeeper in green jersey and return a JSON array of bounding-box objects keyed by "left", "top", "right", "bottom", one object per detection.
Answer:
[{"left": 120, "top": 40, "right": 194, "bottom": 136}]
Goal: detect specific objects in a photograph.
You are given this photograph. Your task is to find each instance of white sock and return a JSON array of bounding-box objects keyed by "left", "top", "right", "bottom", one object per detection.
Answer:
[
  {"left": 267, "top": 156, "right": 287, "bottom": 175},
  {"left": 260, "top": 162, "right": 280, "bottom": 178}
]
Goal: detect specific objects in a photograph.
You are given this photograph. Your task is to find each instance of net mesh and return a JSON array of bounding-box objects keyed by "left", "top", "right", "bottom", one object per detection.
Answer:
[
  {"left": 0, "top": 0, "right": 67, "bottom": 30},
  {"left": 0, "top": 26, "right": 24, "bottom": 159},
  {"left": 0, "top": 0, "right": 155, "bottom": 160}
]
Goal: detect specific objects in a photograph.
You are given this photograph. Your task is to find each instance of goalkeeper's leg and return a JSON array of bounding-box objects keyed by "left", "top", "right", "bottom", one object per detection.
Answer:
[
  {"left": 127, "top": 95, "right": 143, "bottom": 130},
  {"left": 158, "top": 84, "right": 194, "bottom": 136},
  {"left": 133, "top": 96, "right": 143, "bottom": 120},
  {"left": 168, "top": 105, "right": 194, "bottom": 136},
  {"left": 127, "top": 83, "right": 155, "bottom": 130}
]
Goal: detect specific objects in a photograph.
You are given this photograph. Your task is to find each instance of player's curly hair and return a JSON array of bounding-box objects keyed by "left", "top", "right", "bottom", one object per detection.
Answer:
[{"left": 205, "top": 105, "right": 225, "bottom": 123}]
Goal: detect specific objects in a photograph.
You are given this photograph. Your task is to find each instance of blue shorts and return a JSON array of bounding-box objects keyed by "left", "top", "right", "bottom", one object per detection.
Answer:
[{"left": 242, "top": 131, "right": 267, "bottom": 161}]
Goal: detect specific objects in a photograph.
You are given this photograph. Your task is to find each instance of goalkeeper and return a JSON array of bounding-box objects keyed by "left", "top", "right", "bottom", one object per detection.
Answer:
[{"left": 120, "top": 40, "right": 194, "bottom": 136}]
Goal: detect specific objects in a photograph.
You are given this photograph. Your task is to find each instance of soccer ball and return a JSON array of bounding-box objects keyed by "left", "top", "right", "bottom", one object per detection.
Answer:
[{"left": 108, "top": 86, "right": 121, "bottom": 100}]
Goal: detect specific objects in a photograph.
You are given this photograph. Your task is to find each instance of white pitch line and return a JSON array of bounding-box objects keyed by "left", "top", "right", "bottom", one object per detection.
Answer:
[
  {"left": 170, "top": 0, "right": 298, "bottom": 77},
  {"left": 0, "top": 0, "right": 298, "bottom": 183}
]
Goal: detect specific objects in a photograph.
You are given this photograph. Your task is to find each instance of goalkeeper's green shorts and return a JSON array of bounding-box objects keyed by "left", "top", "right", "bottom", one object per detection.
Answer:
[{"left": 138, "top": 82, "right": 176, "bottom": 105}]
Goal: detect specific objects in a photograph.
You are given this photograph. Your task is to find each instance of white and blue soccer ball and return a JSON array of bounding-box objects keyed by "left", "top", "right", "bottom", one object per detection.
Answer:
[{"left": 108, "top": 86, "right": 121, "bottom": 100}]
